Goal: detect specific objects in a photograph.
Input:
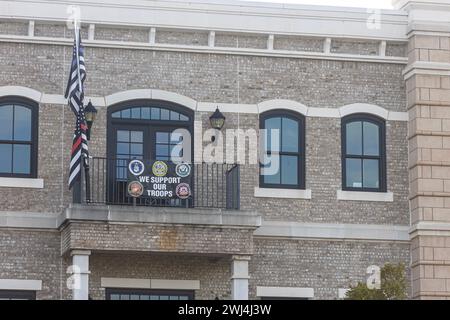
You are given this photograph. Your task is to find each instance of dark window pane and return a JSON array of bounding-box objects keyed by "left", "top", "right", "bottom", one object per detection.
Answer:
[
  {"left": 130, "top": 143, "right": 143, "bottom": 155},
  {"left": 150, "top": 296, "right": 159, "bottom": 300},
  {"left": 156, "top": 144, "right": 169, "bottom": 156},
  {"left": 0, "top": 144, "right": 12, "bottom": 173},
  {"left": 156, "top": 132, "right": 169, "bottom": 143},
  {"left": 265, "top": 117, "right": 281, "bottom": 152},
  {"left": 117, "top": 130, "right": 129, "bottom": 142},
  {"left": 346, "top": 158, "right": 362, "bottom": 188},
  {"left": 110, "top": 294, "right": 120, "bottom": 300},
  {"left": 13, "top": 106, "right": 31, "bottom": 141},
  {"left": 141, "top": 107, "right": 151, "bottom": 119},
  {"left": 121, "top": 109, "right": 131, "bottom": 119},
  {"left": 130, "top": 131, "right": 143, "bottom": 143},
  {"left": 179, "top": 296, "right": 189, "bottom": 300},
  {"left": 0, "top": 105, "right": 13, "bottom": 140},
  {"left": 363, "top": 122, "right": 380, "bottom": 156},
  {"left": 282, "top": 118, "right": 299, "bottom": 152},
  {"left": 281, "top": 155, "right": 298, "bottom": 185},
  {"left": 111, "top": 111, "right": 120, "bottom": 118},
  {"left": 170, "top": 111, "right": 180, "bottom": 121},
  {"left": 180, "top": 114, "right": 189, "bottom": 121},
  {"left": 13, "top": 145, "right": 30, "bottom": 174},
  {"left": 263, "top": 156, "right": 281, "bottom": 185},
  {"left": 346, "top": 121, "right": 362, "bottom": 156},
  {"left": 363, "top": 159, "right": 380, "bottom": 188},
  {"left": 120, "top": 295, "right": 130, "bottom": 300},
  {"left": 159, "top": 296, "right": 169, "bottom": 300},
  {"left": 130, "top": 295, "right": 140, "bottom": 300},
  {"left": 169, "top": 296, "right": 179, "bottom": 300},
  {"left": 131, "top": 108, "right": 141, "bottom": 119},
  {"left": 161, "top": 109, "right": 170, "bottom": 120},
  {"left": 140, "top": 295, "right": 149, "bottom": 300},
  {"left": 151, "top": 108, "right": 160, "bottom": 120},
  {"left": 117, "top": 143, "right": 129, "bottom": 154}
]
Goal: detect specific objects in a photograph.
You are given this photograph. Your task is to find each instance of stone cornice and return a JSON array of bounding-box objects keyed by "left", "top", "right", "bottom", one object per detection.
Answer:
[{"left": 0, "top": 0, "right": 408, "bottom": 41}]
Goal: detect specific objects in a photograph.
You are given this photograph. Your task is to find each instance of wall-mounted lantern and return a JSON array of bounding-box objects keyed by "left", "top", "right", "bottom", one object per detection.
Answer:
[
  {"left": 84, "top": 100, "right": 98, "bottom": 141},
  {"left": 209, "top": 107, "right": 226, "bottom": 142}
]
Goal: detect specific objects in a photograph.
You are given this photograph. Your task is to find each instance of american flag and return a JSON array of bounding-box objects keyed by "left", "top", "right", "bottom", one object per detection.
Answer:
[{"left": 65, "top": 29, "right": 89, "bottom": 189}]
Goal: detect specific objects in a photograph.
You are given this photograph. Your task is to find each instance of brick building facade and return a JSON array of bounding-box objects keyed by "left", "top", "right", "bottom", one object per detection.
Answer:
[{"left": 0, "top": 0, "right": 448, "bottom": 300}]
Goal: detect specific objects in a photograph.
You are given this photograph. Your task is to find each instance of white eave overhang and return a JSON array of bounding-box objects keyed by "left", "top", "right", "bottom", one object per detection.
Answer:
[{"left": 0, "top": 0, "right": 409, "bottom": 41}]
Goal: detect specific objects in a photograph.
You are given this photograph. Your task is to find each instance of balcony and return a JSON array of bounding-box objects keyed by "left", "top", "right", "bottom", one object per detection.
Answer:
[
  {"left": 83, "top": 157, "right": 240, "bottom": 210},
  {"left": 61, "top": 158, "right": 260, "bottom": 256}
]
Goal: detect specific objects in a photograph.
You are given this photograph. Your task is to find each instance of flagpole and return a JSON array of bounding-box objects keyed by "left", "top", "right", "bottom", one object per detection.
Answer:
[
  {"left": 74, "top": 22, "right": 91, "bottom": 203},
  {"left": 72, "top": 20, "right": 83, "bottom": 204},
  {"left": 74, "top": 21, "right": 83, "bottom": 96}
]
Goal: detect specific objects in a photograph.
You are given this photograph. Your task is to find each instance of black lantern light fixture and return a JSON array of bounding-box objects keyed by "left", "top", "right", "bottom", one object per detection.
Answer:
[
  {"left": 209, "top": 107, "right": 226, "bottom": 142},
  {"left": 84, "top": 100, "right": 98, "bottom": 141}
]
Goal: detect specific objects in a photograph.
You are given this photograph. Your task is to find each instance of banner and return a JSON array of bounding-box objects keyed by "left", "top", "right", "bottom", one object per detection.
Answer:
[{"left": 127, "top": 160, "right": 192, "bottom": 200}]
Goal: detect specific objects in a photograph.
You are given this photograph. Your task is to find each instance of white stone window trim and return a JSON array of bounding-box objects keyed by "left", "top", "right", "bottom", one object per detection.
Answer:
[
  {"left": 0, "top": 279, "right": 42, "bottom": 291},
  {"left": 0, "top": 177, "right": 44, "bottom": 189},
  {"left": 336, "top": 190, "right": 394, "bottom": 202},
  {"left": 338, "top": 288, "right": 350, "bottom": 299},
  {"left": 254, "top": 187, "right": 312, "bottom": 200},
  {"left": 256, "top": 286, "right": 314, "bottom": 299},
  {"left": 0, "top": 86, "right": 408, "bottom": 122},
  {"left": 100, "top": 278, "right": 200, "bottom": 290}
]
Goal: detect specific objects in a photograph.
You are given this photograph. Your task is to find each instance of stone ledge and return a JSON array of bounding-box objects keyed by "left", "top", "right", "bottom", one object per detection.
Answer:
[
  {"left": 0, "top": 211, "right": 57, "bottom": 229},
  {"left": 336, "top": 190, "right": 394, "bottom": 202},
  {"left": 255, "top": 221, "right": 409, "bottom": 241},
  {"left": 0, "top": 279, "right": 42, "bottom": 291},
  {"left": 58, "top": 204, "right": 261, "bottom": 229},
  {"left": 0, "top": 177, "right": 44, "bottom": 189},
  {"left": 254, "top": 187, "right": 312, "bottom": 200}
]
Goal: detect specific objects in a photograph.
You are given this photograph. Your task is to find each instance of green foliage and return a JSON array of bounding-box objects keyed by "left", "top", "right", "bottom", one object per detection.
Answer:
[{"left": 345, "top": 263, "right": 407, "bottom": 300}]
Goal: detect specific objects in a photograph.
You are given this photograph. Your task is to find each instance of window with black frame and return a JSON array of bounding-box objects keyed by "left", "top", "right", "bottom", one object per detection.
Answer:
[
  {"left": 0, "top": 99, "right": 38, "bottom": 178},
  {"left": 106, "top": 288, "right": 194, "bottom": 300},
  {"left": 259, "top": 110, "right": 305, "bottom": 189},
  {"left": 342, "top": 113, "right": 386, "bottom": 192},
  {"left": 0, "top": 290, "right": 36, "bottom": 300}
]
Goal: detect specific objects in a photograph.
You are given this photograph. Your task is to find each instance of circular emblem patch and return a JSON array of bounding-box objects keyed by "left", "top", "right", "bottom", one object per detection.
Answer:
[
  {"left": 176, "top": 183, "right": 191, "bottom": 199},
  {"left": 128, "top": 159, "right": 145, "bottom": 176},
  {"left": 152, "top": 161, "right": 168, "bottom": 177},
  {"left": 128, "top": 181, "right": 144, "bottom": 198},
  {"left": 175, "top": 163, "right": 191, "bottom": 178}
]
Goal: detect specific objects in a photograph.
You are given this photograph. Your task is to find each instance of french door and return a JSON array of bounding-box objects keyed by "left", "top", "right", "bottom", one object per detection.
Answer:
[{"left": 107, "top": 124, "right": 190, "bottom": 206}]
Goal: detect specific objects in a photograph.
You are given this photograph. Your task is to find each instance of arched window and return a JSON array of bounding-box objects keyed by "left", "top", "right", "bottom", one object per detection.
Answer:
[
  {"left": 342, "top": 113, "right": 386, "bottom": 192},
  {"left": 259, "top": 110, "right": 305, "bottom": 189},
  {"left": 0, "top": 98, "right": 38, "bottom": 178}
]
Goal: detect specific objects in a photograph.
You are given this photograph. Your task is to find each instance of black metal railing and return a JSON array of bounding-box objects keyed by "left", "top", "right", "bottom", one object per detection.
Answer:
[{"left": 85, "top": 157, "right": 240, "bottom": 210}]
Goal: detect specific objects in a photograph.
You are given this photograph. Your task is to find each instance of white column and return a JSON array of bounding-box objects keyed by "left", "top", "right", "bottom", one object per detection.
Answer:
[
  {"left": 71, "top": 250, "right": 91, "bottom": 300},
  {"left": 231, "top": 255, "right": 250, "bottom": 300}
]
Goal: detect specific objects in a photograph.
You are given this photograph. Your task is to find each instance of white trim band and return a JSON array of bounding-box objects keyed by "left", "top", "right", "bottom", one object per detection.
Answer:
[
  {"left": 254, "top": 221, "right": 409, "bottom": 241},
  {"left": 254, "top": 187, "right": 312, "bottom": 200},
  {"left": 0, "top": 178, "right": 44, "bottom": 189},
  {"left": 100, "top": 278, "right": 200, "bottom": 290},
  {"left": 336, "top": 190, "right": 394, "bottom": 202},
  {"left": 0, "top": 86, "right": 408, "bottom": 121},
  {"left": 256, "top": 286, "right": 314, "bottom": 299},
  {"left": 0, "top": 279, "right": 42, "bottom": 291}
]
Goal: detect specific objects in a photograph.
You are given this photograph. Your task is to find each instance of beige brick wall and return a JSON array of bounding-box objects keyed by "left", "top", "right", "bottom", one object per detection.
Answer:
[{"left": 408, "top": 32, "right": 450, "bottom": 299}]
